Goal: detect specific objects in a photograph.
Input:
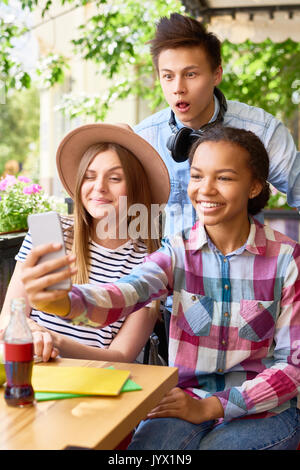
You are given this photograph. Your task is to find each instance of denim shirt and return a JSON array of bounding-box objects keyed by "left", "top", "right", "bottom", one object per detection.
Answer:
[{"left": 134, "top": 97, "right": 300, "bottom": 238}]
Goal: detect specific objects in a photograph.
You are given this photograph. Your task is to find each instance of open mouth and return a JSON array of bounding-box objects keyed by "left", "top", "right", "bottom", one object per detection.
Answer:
[{"left": 175, "top": 101, "right": 190, "bottom": 113}]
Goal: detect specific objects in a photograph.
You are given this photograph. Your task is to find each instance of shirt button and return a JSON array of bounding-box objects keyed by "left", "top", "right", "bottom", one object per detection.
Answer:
[
  {"left": 224, "top": 312, "right": 229, "bottom": 317},
  {"left": 223, "top": 258, "right": 227, "bottom": 262},
  {"left": 221, "top": 339, "right": 226, "bottom": 345},
  {"left": 191, "top": 295, "right": 197, "bottom": 301},
  {"left": 217, "top": 368, "right": 223, "bottom": 373},
  {"left": 224, "top": 284, "right": 229, "bottom": 290}
]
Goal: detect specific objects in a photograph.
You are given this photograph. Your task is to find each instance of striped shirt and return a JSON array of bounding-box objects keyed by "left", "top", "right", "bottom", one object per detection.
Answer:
[
  {"left": 16, "top": 216, "right": 148, "bottom": 349},
  {"left": 66, "top": 217, "right": 300, "bottom": 421}
]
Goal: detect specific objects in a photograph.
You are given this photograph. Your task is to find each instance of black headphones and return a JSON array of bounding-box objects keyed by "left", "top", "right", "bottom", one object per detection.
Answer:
[{"left": 166, "top": 88, "right": 227, "bottom": 163}]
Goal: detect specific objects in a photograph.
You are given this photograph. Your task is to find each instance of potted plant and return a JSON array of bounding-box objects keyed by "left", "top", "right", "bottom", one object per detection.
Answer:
[
  {"left": 0, "top": 174, "right": 66, "bottom": 234},
  {"left": 0, "top": 174, "right": 67, "bottom": 309}
]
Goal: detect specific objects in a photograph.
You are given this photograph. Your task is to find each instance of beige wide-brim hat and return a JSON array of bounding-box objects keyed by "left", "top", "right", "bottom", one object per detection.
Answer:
[{"left": 56, "top": 123, "right": 170, "bottom": 205}]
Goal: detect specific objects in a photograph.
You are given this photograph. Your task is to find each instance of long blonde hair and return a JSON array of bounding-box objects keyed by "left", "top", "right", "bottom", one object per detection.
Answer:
[{"left": 70, "top": 143, "right": 160, "bottom": 284}]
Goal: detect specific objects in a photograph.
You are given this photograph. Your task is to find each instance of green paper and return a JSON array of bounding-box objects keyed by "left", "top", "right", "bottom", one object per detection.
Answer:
[
  {"left": 35, "top": 391, "right": 81, "bottom": 401},
  {"left": 121, "top": 377, "right": 142, "bottom": 392},
  {"left": 35, "top": 377, "right": 142, "bottom": 402}
]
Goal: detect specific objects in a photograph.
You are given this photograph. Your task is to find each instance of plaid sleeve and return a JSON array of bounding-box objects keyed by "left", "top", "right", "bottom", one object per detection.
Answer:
[
  {"left": 213, "top": 244, "right": 300, "bottom": 421},
  {"left": 65, "top": 240, "right": 174, "bottom": 327}
]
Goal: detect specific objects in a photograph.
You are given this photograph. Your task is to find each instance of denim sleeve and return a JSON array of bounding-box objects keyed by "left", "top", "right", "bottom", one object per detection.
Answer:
[{"left": 264, "top": 117, "right": 300, "bottom": 211}]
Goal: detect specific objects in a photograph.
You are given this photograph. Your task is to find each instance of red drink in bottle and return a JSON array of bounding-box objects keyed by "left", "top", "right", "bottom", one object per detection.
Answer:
[
  {"left": 4, "top": 298, "right": 35, "bottom": 407},
  {"left": 4, "top": 342, "right": 34, "bottom": 406}
]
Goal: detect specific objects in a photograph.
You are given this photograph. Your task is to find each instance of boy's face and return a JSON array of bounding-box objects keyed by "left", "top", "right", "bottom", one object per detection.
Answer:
[{"left": 158, "top": 46, "right": 222, "bottom": 130}]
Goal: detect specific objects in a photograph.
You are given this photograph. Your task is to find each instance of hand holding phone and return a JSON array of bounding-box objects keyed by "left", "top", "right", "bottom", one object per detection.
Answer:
[{"left": 27, "top": 211, "right": 72, "bottom": 291}]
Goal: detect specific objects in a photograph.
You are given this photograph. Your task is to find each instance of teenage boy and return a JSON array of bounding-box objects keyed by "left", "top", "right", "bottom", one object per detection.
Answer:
[
  {"left": 134, "top": 13, "right": 300, "bottom": 343},
  {"left": 134, "top": 13, "right": 300, "bottom": 237}
]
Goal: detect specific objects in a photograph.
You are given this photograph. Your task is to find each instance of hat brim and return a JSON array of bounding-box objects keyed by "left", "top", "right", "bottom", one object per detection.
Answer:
[{"left": 56, "top": 124, "right": 170, "bottom": 206}]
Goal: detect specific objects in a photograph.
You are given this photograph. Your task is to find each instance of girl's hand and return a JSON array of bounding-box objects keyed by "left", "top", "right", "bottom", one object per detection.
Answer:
[
  {"left": 147, "top": 387, "right": 224, "bottom": 424},
  {"left": 1, "top": 317, "right": 59, "bottom": 362},
  {"left": 32, "top": 330, "right": 59, "bottom": 362},
  {"left": 20, "top": 243, "right": 76, "bottom": 313},
  {"left": 26, "top": 319, "right": 59, "bottom": 362}
]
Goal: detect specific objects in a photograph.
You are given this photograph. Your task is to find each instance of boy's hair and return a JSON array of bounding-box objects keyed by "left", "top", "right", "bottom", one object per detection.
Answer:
[
  {"left": 188, "top": 125, "right": 271, "bottom": 216},
  {"left": 149, "top": 13, "right": 221, "bottom": 72}
]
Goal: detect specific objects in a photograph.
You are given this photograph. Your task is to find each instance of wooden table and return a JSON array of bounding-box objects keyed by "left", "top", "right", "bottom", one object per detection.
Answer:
[{"left": 0, "top": 358, "right": 178, "bottom": 450}]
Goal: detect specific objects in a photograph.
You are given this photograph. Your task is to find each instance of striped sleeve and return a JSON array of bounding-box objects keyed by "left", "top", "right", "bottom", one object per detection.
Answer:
[{"left": 15, "top": 232, "right": 33, "bottom": 261}]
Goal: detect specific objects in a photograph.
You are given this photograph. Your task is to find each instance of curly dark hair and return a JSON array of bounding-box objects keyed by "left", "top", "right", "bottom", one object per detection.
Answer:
[{"left": 188, "top": 125, "right": 271, "bottom": 215}]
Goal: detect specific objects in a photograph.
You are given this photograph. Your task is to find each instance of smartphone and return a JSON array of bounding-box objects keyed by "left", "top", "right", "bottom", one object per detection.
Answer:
[{"left": 27, "top": 211, "right": 71, "bottom": 290}]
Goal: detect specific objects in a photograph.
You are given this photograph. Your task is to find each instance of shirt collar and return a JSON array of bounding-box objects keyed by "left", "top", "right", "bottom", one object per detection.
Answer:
[
  {"left": 187, "top": 216, "right": 267, "bottom": 256},
  {"left": 245, "top": 216, "right": 267, "bottom": 255}
]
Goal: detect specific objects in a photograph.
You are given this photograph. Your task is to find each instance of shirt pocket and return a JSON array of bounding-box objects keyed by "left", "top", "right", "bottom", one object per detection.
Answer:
[
  {"left": 238, "top": 299, "right": 279, "bottom": 342},
  {"left": 176, "top": 289, "right": 214, "bottom": 336}
]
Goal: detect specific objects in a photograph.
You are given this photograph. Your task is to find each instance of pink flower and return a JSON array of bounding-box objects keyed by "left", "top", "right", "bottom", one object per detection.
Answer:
[
  {"left": 23, "top": 184, "right": 42, "bottom": 195},
  {"left": 0, "top": 175, "right": 17, "bottom": 191},
  {"left": 0, "top": 180, "right": 7, "bottom": 191},
  {"left": 18, "top": 175, "right": 32, "bottom": 183}
]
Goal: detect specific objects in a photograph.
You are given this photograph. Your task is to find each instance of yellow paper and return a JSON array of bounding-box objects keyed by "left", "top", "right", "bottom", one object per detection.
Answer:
[{"left": 32, "top": 366, "right": 130, "bottom": 396}]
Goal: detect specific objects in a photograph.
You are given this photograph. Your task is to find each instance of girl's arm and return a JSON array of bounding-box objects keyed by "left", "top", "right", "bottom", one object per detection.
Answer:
[
  {"left": 2, "top": 249, "right": 156, "bottom": 363},
  {"left": 98, "top": 307, "right": 157, "bottom": 362},
  {"left": 34, "top": 306, "right": 157, "bottom": 363},
  {"left": 22, "top": 243, "right": 172, "bottom": 327},
  {"left": 146, "top": 388, "right": 224, "bottom": 424}
]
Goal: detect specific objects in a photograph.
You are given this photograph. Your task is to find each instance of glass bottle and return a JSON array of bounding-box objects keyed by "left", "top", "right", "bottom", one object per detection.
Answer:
[{"left": 4, "top": 298, "right": 35, "bottom": 407}]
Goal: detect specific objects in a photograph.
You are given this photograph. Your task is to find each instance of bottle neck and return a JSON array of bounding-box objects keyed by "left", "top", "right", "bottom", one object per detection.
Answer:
[
  {"left": 11, "top": 298, "right": 27, "bottom": 315},
  {"left": 4, "top": 298, "right": 32, "bottom": 343}
]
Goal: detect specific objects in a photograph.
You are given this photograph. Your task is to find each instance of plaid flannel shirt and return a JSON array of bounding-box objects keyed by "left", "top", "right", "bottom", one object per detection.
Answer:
[{"left": 67, "top": 218, "right": 300, "bottom": 421}]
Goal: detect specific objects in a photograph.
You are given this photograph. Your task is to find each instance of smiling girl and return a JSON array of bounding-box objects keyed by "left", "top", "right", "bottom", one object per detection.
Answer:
[
  {"left": 21, "top": 125, "right": 300, "bottom": 450},
  {"left": 1, "top": 123, "right": 169, "bottom": 363},
  {"left": 187, "top": 128, "right": 268, "bottom": 253}
]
